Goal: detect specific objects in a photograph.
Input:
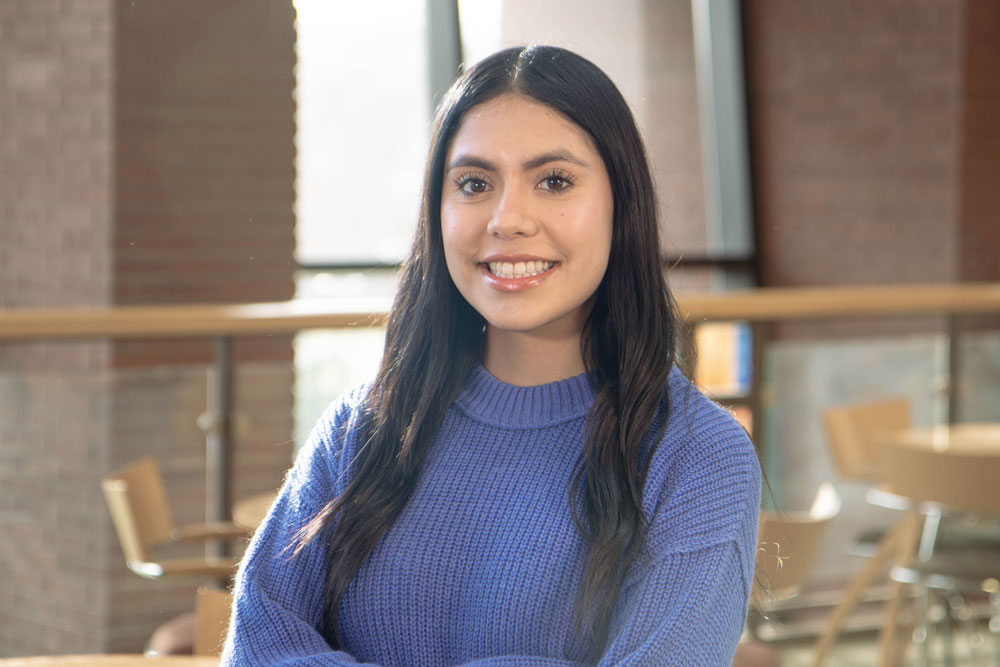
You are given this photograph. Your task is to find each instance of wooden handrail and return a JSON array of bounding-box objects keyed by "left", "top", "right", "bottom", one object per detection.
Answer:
[
  {"left": 0, "top": 298, "right": 391, "bottom": 341},
  {"left": 1, "top": 283, "right": 999, "bottom": 342},
  {"left": 677, "top": 283, "right": 1000, "bottom": 322}
]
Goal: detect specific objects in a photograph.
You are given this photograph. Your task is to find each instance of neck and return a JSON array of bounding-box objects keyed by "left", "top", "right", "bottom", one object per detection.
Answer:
[{"left": 483, "top": 326, "right": 586, "bottom": 386}]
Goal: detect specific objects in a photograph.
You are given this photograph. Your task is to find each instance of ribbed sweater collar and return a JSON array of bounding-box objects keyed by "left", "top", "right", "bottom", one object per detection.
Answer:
[{"left": 453, "top": 364, "right": 597, "bottom": 429}]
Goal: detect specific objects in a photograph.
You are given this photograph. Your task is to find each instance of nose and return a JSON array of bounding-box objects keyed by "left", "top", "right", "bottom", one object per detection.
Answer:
[{"left": 486, "top": 186, "right": 539, "bottom": 239}]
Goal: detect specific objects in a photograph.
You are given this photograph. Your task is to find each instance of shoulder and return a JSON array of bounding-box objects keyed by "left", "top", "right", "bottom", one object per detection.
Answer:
[
  {"left": 661, "top": 367, "right": 760, "bottom": 487},
  {"left": 642, "top": 367, "right": 761, "bottom": 555},
  {"left": 303, "top": 383, "right": 371, "bottom": 454},
  {"left": 286, "top": 382, "right": 372, "bottom": 503}
]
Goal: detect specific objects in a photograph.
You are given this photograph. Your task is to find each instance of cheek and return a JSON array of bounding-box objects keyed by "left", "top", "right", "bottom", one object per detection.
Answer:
[
  {"left": 440, "top": 209, "right": 456, "bottom": 244},
  {"left": 565, "top": 206, "right": 613, "bottom": 270},
  {"left": 440, "top": 207, "right": 468, "bottom": 277},
  {"left": 584, "top": 216, "right": 613, "bottom": 287}
]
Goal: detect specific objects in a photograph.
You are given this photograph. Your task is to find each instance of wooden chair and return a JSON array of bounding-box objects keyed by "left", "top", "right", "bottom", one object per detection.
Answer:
[
  {"left": 102, "top": 457, "right": 249, "bottom": 581},
  {"left": 820, "top": 397, "right": 911, "bottom": 483},
  {"left": 734, "top": 484, "right": 840, "bottom": 667},
  {"left": 146, "top": 586, "right": 234, "bottom": 657},
  {"left": 755, "top": 482, "right": 841, "bottom": 606},
  {"left": 194, "top": 586, "right": 233, "bottom": 656},
  {"left": 731, "top": 640, "right": 781, "bottom": 667}
]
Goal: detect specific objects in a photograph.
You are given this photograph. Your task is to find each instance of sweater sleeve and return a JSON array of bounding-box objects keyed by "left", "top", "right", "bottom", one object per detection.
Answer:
[
  {"left": 221, "top": 391, "right": 382, "bottom": 667},
  {"left": 456, "top": 543, "right": 749, "bottom": 667},
  {"left": 461, "top": 383, "right": 762, "bottom": 667},
  {"left": 594, "top": 540, "right": 752, "bottom": 665}
]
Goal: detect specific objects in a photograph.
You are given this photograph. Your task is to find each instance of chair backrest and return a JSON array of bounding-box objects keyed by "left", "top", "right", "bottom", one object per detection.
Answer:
[
  {"left": 820, "top": 397, "right": 910, "bottom": 482},
  {"left": 754, "top": 483, "right": 841, "bottom": 602},
  {"left": 101, "top": 457, "right": 175, "bottom": 563},
  {"left": 194, "top": 586, "right": 233, "bottom": 656},
  {"left": 879, "top": 439, "right": 1000, "bottom": 515}
]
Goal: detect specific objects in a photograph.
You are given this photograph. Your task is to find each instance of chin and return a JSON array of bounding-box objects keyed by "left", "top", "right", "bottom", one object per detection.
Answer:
[
  {"left": 483, "top": 315, "right": 546, "bottom": 333},
  {"left": 483, "top": 308, "right": 585, "bottom": 337}
]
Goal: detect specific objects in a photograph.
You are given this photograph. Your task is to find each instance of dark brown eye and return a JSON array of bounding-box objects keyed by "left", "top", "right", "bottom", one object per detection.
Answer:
[
  {"left": 538, "top": 170, "right": 574, "bottom": 193},
  {"left": 464, "top": 179, "right": 488, "bottom": 193},
  {"left": 455, "top": 175, "right": 490, "bottom": 196}
]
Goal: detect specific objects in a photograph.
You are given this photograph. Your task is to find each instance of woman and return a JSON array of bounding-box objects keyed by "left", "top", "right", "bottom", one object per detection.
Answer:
[{"left": 223, "top": 45, "right": 761, "bottom": 666}]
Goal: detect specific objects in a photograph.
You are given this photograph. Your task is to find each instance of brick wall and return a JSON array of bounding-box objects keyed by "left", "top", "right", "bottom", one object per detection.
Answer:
[
  {"left": 744, "top": 0, "right": 998, "bottom": 338},
  {"left": 0, "top": 0, "right": 116, "bottom": 656},
  {"left": 112, "top": 0, "right": 296, "bottom": 368},
  {"left": 0, "top": 0, "right": 296, "bottom": 657},
  {"left": 0, "top": 367, "right": 116, "bottom": 655},
  {"left": 744, "top": 0, "right": 964, "bottom": 291},
  {"left": 0, "top": 0, "right": 114, "bottom": 313}
]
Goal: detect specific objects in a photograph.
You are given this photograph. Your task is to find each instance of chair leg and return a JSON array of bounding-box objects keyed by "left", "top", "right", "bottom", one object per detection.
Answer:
[
  {"left": 811, "top": 546, "right": 891, "bottom": 665},
  {"left": 813, "top": 516, "right": 915, "bottom": 667},
  {"left": 877, "top": 573, "right": 913, "bottom": 667},
  {"left": 878, "top": 512, "right": 922, "bottom": 667}
]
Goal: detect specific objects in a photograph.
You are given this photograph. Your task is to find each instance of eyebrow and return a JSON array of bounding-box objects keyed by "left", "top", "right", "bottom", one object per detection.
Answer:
[{"left": 446, "top": 149, "right": 590, "bottom": 172}]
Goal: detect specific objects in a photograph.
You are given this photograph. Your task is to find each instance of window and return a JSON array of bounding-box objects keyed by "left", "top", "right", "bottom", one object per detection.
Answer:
[
  {"left": 292, "top": 0, "right": 432, "bottom": 443},
  {"left": 294, "top": 0, "right": 429, "bottom": 266}
]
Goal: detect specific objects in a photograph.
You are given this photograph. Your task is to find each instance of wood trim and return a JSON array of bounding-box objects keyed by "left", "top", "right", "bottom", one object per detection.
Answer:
[
  {"left": 0, "top": 298, "right": 390, "bottom": 341},
  {"left": 1, "top": 283, "right": 999, "bottom": 341},
  {"left": 675, "top": 283, "right": 1000, "bottom": 322}
]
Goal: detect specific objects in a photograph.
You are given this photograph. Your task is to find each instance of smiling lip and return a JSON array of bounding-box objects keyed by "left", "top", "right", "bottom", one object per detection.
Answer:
[{"left": 479, "top": 255, "right": 559, "bottom": 293}]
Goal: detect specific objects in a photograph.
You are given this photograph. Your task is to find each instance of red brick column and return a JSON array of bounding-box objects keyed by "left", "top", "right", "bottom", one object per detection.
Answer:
[
  {"left": 957, "top": 0, "right": 1000, "bottom": 284},
  {"left": 0, "top": 0, "right": 297, "bottom": 655}
]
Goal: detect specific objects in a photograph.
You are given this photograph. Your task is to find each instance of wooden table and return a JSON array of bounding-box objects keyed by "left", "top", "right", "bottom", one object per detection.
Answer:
[
  {"left": 878, "top": 423, "right": 1000, "bottom": 512},
  {"left": 890, "top": 422, "right": 1000, "bottom": 454},
  {"left": 864, "top": 424, "right": 1000, "bottom": 511},
  {"left": 232, "top": 491, "right": 278, "bottom": 530},
  {"left": 0, "top": 656, "right": 220, "bottom": 666}
]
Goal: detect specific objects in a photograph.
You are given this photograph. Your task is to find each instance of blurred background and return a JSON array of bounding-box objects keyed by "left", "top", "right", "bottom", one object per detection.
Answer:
[{"left": 0, "top": 0, "right": 998, "bottom": 661}]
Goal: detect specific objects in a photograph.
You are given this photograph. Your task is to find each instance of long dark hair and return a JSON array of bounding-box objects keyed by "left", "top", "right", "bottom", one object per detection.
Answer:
[{"left": 295, "top": 45, "right": 679, "bottom": 657}]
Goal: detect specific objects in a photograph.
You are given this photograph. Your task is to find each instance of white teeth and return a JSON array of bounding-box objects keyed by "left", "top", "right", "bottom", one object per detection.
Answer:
[{"left": 487, "top": 260, "right": 553, "bottom": 279}]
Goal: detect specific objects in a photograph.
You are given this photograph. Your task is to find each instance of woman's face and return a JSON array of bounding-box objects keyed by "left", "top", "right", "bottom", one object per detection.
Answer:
[{"left": 440, "top": 94, "right": 613, "bottom": 341}]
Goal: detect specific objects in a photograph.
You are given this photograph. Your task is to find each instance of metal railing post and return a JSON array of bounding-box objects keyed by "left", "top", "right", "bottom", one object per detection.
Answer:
[{"left": 204, "top": 335, "right": 234, "bottom": 558}]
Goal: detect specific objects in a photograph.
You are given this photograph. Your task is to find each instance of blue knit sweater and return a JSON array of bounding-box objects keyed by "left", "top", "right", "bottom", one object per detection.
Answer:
[{"left": 222, "top": 365, "right": 761, "bottom": 666}]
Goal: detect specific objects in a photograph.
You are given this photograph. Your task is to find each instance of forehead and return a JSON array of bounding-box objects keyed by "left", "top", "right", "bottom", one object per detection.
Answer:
[{"left": 446, "top": 94, "right": 599, "bottom": 159}]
